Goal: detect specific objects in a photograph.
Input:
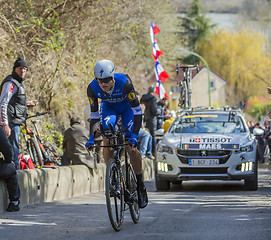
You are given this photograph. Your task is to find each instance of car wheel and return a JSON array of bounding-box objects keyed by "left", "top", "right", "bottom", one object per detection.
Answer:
[
  {"left": 155, "top": 177, "right": 170, "bottom": 191},
  {"left": 244, "top": 161, "right": 258, "bottom": 191}
]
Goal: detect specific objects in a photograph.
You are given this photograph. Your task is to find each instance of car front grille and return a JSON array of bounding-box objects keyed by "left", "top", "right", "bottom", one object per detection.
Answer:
[
  {"left": 176, "top": 149, "right": 232, "bottom": 164},
  {"left": 180, "top": 167, "right": 228, "bottom": 174}
]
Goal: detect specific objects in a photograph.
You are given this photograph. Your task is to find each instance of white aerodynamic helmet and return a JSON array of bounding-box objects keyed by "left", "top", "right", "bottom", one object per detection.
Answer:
[{"left": 94, "top": 59, "right": 115, "bottom": 80}]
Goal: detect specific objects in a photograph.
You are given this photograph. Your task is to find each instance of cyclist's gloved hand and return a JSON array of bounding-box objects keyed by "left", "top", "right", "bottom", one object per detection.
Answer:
[
  {"left": 85, "top": 135, "right": 95, "bottom": 150},
  {"left": 128, "top": 133, "right": 138, "bottom": 148}
]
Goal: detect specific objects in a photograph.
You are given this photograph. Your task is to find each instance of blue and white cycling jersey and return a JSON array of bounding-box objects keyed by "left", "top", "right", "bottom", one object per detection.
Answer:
[{"left": 87, "top": 73, "right": 142, "bottom": 137}]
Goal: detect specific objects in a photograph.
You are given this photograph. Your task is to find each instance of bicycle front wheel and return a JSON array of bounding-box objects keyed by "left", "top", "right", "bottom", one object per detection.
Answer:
[
  {"left": 29, "top": 138, "right": 43, "bottom": 167},
  {"left": 105, "top": 158, "right": 125, "bottom": 231},
  {"left": 127, "top": 164, "right": 140, "bottom": 223}
]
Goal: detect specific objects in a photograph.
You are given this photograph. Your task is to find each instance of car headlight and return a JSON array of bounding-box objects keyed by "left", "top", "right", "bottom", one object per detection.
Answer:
[
  {"left": 157, "top": 144, "right": 173, "bottom": 154},
  {"left": 240, "top": 144, "right": 253, "bottom": 152}
]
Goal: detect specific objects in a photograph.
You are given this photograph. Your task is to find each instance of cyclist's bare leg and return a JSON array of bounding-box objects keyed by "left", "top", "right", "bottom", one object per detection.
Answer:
[
  {"left": 126, "top": 143, "right": 148, "bottom": 208},
  {"left": 126, "top": 144, "right": 142, "bottom": 175},
  {"left": 102, "top": 137, "right": 114, "bottom": 165}
]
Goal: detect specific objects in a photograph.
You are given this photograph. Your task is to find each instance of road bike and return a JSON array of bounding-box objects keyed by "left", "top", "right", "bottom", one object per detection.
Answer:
[
  {"left": 91, "top": 123, "right": 140, "bottom": 231},
  {"left": 22, "top": 112, "right": 62, "bottom": 168},
  {"left": 176, "top": 64, "right": 199, "bottom": 109}
]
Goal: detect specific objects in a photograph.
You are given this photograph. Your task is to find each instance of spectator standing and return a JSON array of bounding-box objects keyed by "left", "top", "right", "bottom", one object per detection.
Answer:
[
  {"left": 140, "top": 85, "right": 158, "bottom": 154},
  {"left": 0, "top": 124, "right": 20, "bottom": 212},
  {"left": 0, "top": 57, "right": 37, "bottom": 169},
  {"left": 157, "top": 97, "right": 168, "bottom": 129},
  {"left": 264, "top": 112, "right": 271, "bottom": 162},
  {"left": 254, "top": 122, "right": 265, "bottom": 163},
  {"left": 63, "top": 117, "right": 97, "bottom": 169}
]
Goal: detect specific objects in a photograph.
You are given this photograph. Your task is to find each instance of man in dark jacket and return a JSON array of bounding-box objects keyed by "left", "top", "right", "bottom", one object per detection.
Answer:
[
  {"left": 0, "top": 57, "right": 37, "bottom": 169},
  {"left": 63, "top": 117, "right": 96, "bottom": 169},
  {"left": 157, "top": 97, "right": 168, "bottom": 129},
  {"left": 0, "top": 125, "right": 20, "bottom": 212},
  {"left": 140, "top": 85, "right": 158, "bottom": 154}
]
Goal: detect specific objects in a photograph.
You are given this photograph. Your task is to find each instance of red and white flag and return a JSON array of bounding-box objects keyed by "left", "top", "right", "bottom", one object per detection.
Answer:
[
  {"left": 150, "top": 21, "right": 160, "bottom": 43},
  {"left": 155, "top": 80, "right": 169, "bottom": 99},
  {"left": 155, "top": 61, "right": 169, "bottom": 82},
  {"left": 153, "top": 42, "right": 164, "bottom": 61}
]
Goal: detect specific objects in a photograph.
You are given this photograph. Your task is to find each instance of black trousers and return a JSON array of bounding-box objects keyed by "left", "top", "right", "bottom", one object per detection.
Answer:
[
  {"left": 0, "top": 126, "right": 20, "bottom": 201},
  {"left": 0, "top": 160, "right": 20, "bottom": 201}
]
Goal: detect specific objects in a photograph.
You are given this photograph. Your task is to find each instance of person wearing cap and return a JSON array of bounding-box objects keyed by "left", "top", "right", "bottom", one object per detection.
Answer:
[{"left": 0, "top": 57, "right": 37, "bottom": 169}]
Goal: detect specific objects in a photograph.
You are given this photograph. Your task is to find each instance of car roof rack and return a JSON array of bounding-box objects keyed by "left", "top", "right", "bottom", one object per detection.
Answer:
[{"left": 177, "top": 106, "right": 243, "bottom": 115}]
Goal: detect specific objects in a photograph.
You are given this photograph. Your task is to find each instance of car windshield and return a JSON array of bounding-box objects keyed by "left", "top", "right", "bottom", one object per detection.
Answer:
[{"left": 169, "top": 113, "right": 246, "bottom": 134}]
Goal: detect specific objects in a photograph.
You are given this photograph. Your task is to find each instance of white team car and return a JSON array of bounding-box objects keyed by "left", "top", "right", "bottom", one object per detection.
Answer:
[{"left": 155, "top": 107, "right": 264, "bottom": 191}]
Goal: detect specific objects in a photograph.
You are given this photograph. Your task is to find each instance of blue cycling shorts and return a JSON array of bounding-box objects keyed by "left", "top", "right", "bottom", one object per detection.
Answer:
[{"left": 100, "top": 101, "right": 134, "bottom": 137}]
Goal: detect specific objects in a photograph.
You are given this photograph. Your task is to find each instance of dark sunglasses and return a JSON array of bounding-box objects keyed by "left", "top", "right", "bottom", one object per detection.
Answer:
[{"left": 96, "top": 77, "right": 113, "bottom": 84}]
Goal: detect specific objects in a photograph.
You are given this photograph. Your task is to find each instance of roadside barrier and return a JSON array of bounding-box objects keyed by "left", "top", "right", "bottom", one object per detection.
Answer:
[{"left": 0, "top": 158, "right": 154, "bottom": 213}]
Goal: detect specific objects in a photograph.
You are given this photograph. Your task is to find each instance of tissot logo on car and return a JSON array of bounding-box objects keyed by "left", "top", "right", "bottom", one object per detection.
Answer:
[{"left": 189, "top": 137, "right": 232, "bottom": 143}]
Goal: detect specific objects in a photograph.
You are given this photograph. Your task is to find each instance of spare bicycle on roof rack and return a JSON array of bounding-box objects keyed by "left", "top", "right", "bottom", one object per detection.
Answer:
[
  {"left": 21, "top": 112, "right": 62, "bottom": 168},
  {"left": 176, "top": 63, "right": 199, "bottom": 109}
]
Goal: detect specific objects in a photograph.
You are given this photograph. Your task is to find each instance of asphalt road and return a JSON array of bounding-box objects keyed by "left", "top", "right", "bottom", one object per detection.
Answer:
[{"left": 1, "top": 166, "right": 271, "bottom": 240}]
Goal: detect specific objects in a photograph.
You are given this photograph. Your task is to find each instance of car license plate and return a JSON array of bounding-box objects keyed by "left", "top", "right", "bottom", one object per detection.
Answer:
[{"left": 188, "top": 159, "right": 219, "bottom": 166}]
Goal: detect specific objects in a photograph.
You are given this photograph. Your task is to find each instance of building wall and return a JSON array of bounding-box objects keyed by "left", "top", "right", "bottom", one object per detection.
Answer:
[{"left": 191, "top": 68, "right": 226, "bottom": 107}]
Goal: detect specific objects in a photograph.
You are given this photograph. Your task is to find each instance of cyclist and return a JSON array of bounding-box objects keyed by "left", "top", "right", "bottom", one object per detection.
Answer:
[{"left": 85, "top": 59, "right": 148, "bottom": 208}]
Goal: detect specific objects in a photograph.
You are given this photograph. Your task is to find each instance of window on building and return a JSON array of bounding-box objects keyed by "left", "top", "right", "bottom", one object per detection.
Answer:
[{"left": 210, "top": 80, "right": 216, "bottom": 90}]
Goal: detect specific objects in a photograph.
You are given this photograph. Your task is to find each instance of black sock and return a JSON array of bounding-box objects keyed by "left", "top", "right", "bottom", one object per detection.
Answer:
[{"left": 136, "top": 173, "right": 145, "bottom": 188}]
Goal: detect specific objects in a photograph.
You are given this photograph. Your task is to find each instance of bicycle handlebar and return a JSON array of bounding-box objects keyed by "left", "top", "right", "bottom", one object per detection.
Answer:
[
  {"left": 93, "top": 143, "right": 130, "bottom": 148},
  {"left": 98, "top": 123, "right": 130, "bottom": 139},
  {"left": 26, "top": 111, "right": 48, "bottom": 120},
  {"left": 176, "top": 64, "right": 199, "bottom": 74}
]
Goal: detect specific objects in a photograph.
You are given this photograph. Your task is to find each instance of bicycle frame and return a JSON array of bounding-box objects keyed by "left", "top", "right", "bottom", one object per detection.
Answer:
[{"left": 22, "top": 112, "right": 61, "bottom": 167}]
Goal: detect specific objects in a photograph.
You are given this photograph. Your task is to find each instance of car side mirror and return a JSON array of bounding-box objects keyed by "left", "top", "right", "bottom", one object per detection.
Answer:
[{"left": 253, "top": 128, "right": 264, "bottom": 136}]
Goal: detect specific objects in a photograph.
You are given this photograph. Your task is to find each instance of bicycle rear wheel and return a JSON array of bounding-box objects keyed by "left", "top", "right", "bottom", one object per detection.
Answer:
[
  {"left": 105, "top": 158, "right": 125, "bottom": 231},
  {"left": 127, "top": 164, "right": 140, "bottom": 223},
  {"left": 183, "top": 80, "right": 189, "bottom": 108},
  {"left": 44, "top": 141, "right": 61, "bottom": 165},
  {"left": 29, "top": 138, "right": 43, "bottom": 167}
]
